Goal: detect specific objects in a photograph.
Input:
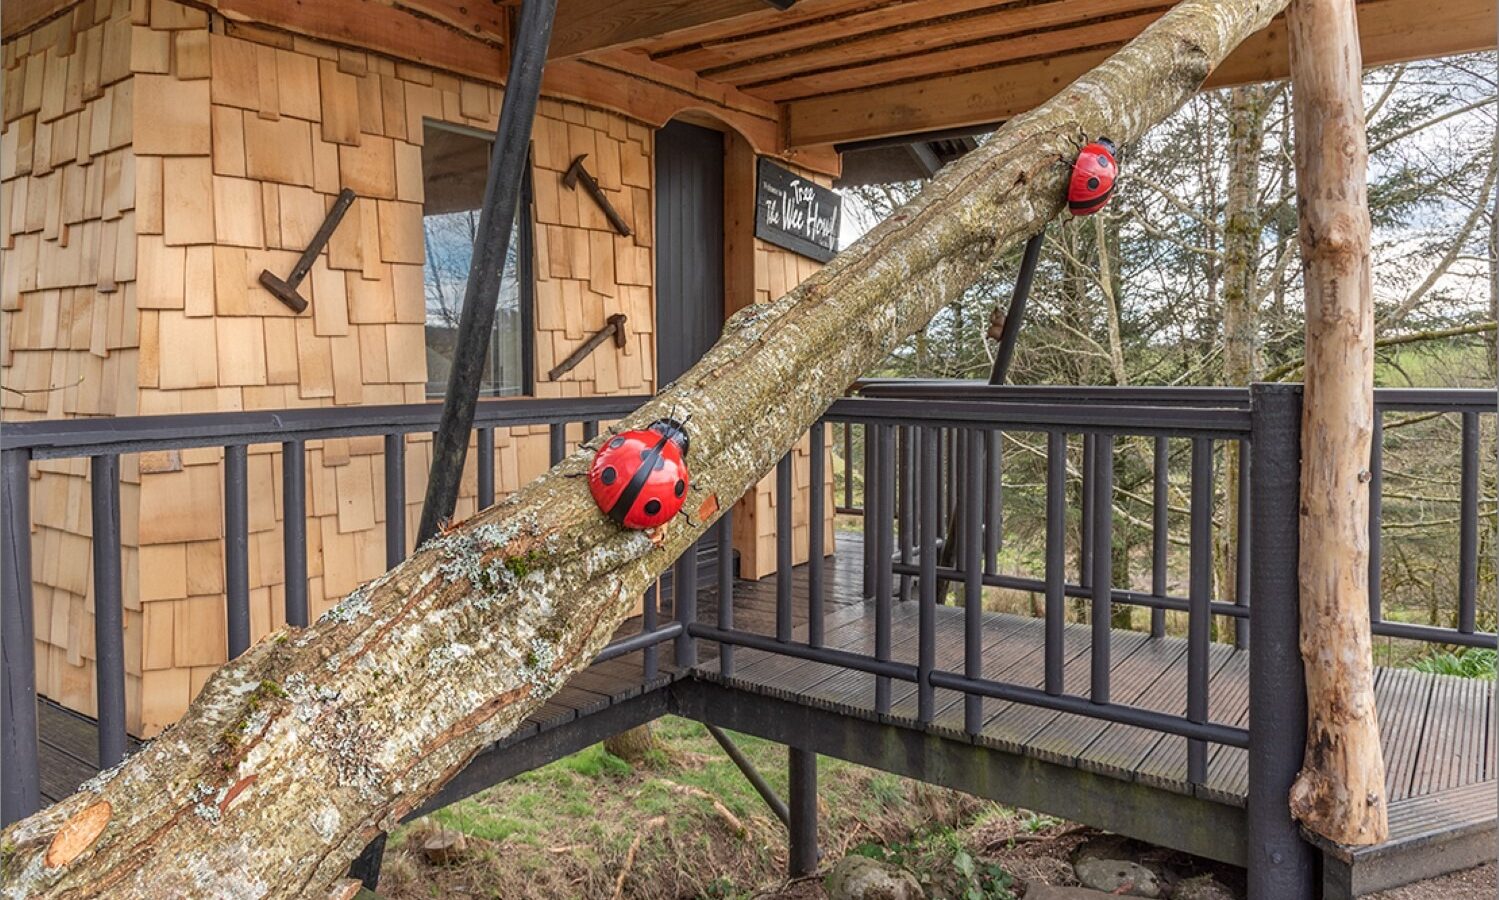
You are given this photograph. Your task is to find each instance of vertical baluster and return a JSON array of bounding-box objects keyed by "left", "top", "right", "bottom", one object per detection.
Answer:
[
  {"left": 897, "top": 426, "right": 914, "bottom": 603},
  {"left": 90, "top": 455, "right": 127, "bottom": 768},
  {"left": 642, "top": 581, "right": 659, "bottom": 681},
  {"left": 717, "top": 513, "right": 735, "bottom": 676},
  {"left": 1187, "top": 437, "right": 1214, "bottom": 784},
  {"left": 675, "top": 541, "right": 698, "bottom": 668},
  {"left": 1151, "top": 437, "right": 1168, "bottom": 638},
  {"left": 582, "top": 420, "right": 598, "bottom": 443},
  {"left": 1367, "top": 413, "right": 1382, "bottom": 625},
  {"left": 842, "top": 422, "right": 853, "bottom": 511},
  {"left": 1045, "top": 433, "right": 1066, "bottom": 696},
  {"left": 384, "top": 435, "right": 406, "bottom": 567},
  {"left": 915, "top": 426, "right": 937, "bottom": 722},
  {"left": 862, "top": 425, "right": 876, "bottom": 599},
  {"left": 1459, "top": 412, "right": 1478, "bottom": 634},
  {"left": 808, "top": 422, "right": 826, "bottom": 648},
  {"left": 776, "top": 453, "right": 794, "bottom": 643},
  {"left": 282, "top": 441, "right": 309, "bottom": 628},
  {"left": 875, "top": 424, "right": 896, "bottom": 714},
  {"left": 1235, "top": 439, "right": 1252, "bottom": 649},
  {"left": 477, "top": 427, "right": 495, "bottom": 509},
  {"left": 962, "top": 429, "right": 985, "bottom": 734},
  {"left": 1080, "top": 434, "right": 1094, "bottom": 587},
  {"left": 1, "top": 449, "right": 39, "bottom": 823},
  {"left": 225, "top": 445, "right": 251, "bottom": 657},
  {"left": 1090, "top": 434, "right": 1113, "bottom": 705},
  {"left": 548, "top": 422, "right": 566, "bottom": 466},
  {"left": 984, "top": 429, "right": 1002, "bottom": 576}
]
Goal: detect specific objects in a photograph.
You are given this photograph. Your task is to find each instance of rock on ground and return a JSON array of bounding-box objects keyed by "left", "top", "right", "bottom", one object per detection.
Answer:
[{"left": 823, "top": 855, "right": 923, "bottom": 900}]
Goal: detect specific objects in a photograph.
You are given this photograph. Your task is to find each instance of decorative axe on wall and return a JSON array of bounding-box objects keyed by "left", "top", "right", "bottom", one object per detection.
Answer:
[
  {"left": 257, "top": 188, "right": 358, "bottom": 313},
  {"left": 548, "top": 313, "right": 628, "bottom": 381},
  {"left": 563, "top": 155, "right": 632, "bottom": 237}
]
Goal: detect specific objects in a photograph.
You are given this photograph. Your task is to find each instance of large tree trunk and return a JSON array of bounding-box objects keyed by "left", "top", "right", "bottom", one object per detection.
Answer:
[
  {"left": 1, "top": 0, "right": 1293, "bottom": 893},
  {"left": 1285, "top": 0, "right": 1389, "bottom": 846}
]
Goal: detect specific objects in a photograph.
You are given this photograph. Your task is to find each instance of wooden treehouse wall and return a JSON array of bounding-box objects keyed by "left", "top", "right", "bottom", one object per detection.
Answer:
[{"left": 0, "top": 0, "right": 834, "bottom": 736}]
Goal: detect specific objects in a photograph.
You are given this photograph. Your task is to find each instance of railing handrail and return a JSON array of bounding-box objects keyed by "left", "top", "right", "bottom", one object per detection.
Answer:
[
  {"left": 826, "top": 396, "right": 1252, "bottom": 436},
  {"left": 855, "top": 379, "right": 1497, "bottom": 415},
  {"left": 0, "top": 395, "right": 651, "bottom": 459}
]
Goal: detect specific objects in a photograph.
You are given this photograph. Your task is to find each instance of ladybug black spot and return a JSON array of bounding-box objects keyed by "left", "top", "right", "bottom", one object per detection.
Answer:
[
  {"left": 674, "top": 479, "right": 685, "bottom": 497},
  {"left": 600, "top": 466, "right": 617, "bottom": 486},
  {"left": 1087, "top": 177, "right": 1100, "bottom": 190},
  {"left": 610, "top": 438, "right": 625, "bottom": 448},
  {"left": 1097, "top": 154, "right": 1111, "bottom": 167},
  {"left": 643, "top": 499, "right": 662, "bottom": 517}
]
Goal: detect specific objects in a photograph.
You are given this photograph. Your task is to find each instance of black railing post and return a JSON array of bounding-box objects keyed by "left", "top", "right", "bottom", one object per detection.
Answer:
[
  {"left": 916, "top": 426, "right": 937, "bottom": 722},
  {"left": 477, "top": 427, "right": 495, "bottom": 509},
  {"left": 1150, "top": 437, "right": 1168, "bottom": 638},
  {"left": 1234, "top": 440, "right": 1252, "bottom": 649},
  {"left": 416, "top": 0, "right": 558, "bottom": 546},
  {"left": 282, "top": 441, "right": 309, "bottom": 627},
  {"left": 876, "top": 424, "right": 896, "bottom": 716},
  {"left": 2, "top": 448, "right": 40, "bottom": 823},
  {"left": 861, "top": 424, "right": 876, "bottom": 598},
  {"left": 1186, "top": 438, "right": 1212, "bottom": 783},
  {"left": 1044, "top": 432, "right": 1066, "bottom": 695},
  {"left": 962, "top": 428, "right": 985, "bottom": 734},
  {"left": 1246, "top": 383, "right": 1315, "bottom": 900},
  {"left": 384, "top": 434, "right": 406, "bottom": 567},
  {"left": 90, "top": 455, "right": 128, "bottom": 768},
  {"left": 1090, "top": 433, "right": 1113, "bottom": 704},
  {"left": 1458, "top": 412, "right": 1478, "bottom": 634},
  {"left": 674, "top": 541, "right": 698, "bottom": 669},
  {"left": 225, "top": 445, "right": 251, "bottom": 658},
  {"left": 1367, "top": 413, "right": 1382, "bottom": 625},
  {"left": 717, "top": 513, "right": 735, "bottom": 676},
  {"left": 808, "top": 422, "right": 826, "bottom": 649},
  {"left": 776, "top": 453, "right": 794, "bottom": 643}
]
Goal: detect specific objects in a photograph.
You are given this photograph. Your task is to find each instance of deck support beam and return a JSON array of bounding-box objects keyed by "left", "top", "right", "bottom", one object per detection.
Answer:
[
  {"left": 787, "top": 745, "right": 819, "bottom": 876},
  {"left": 1285, "top": 0, "right": 1389, "bottom": 846}
]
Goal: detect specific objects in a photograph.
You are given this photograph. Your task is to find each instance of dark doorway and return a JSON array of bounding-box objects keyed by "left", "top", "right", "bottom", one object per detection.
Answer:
[{"left": 655, "top": 119, "right": 726, "bottom": 591}]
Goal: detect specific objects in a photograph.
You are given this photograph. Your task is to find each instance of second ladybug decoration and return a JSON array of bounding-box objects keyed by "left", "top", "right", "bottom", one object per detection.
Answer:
[
  {"left": 588, "top": 419, "right": 691, "bottom": 530},
  {"left": 1067, "top": 137, "right": 1118, "bottom": 216}
]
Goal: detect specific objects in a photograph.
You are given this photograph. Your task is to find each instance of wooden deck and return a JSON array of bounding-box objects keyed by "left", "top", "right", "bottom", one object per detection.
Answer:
[{"left": 31, "top": 532, "right": 1495, "bottom": 892}]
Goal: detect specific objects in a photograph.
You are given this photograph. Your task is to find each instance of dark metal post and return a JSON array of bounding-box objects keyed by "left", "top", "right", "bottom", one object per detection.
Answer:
[
  {"left": 788, "top": 746, "right": 818, "bottom": 876},
  {"left": 897, "top": 425, "right": 914, "bottom": 602},
  {"left": 282, "top": 441, "right": 309, "bottom": 627},
  {"left": 1090, "top": 434, "right": 1113, "bottom": 705},
  {"left": 1150, "top": 437, "right": 1168, "bottom": 638},
  {"left": 643, "top": 582, "right": 659, "bottom": 680},
  {"left": 1186, "top": 438, "right": 1212, "bottom": 783},
  {"left": 808, "top": 422, "right": 826, "bottom": 648},
  {"left": 916, "top": 427, "right": 938, "bottom": 722},
  {"left": 987, "top": 231, "right": 1045, "bottom": 384},
  {"left": 861, "top": 424, "right": 876, "bottom": 598},
  {"left": 477, "top": 427, "right": 495, "bottom": 509},
  {"left": 984, "top": 429, "right": 1002, "bottom": 575},
  {"left": 1246, "top": 383, "right": 1315, "bottom": 900},
  {"left": 706, "top": 724, "right": 788, "bottom": 826},
  {"left": 225, "top": 445, "right": 251, "bottom": 657},
  {"left": 1367, "top": 413, "right": 1382, "bottom": 625},
  {"left": 963, "top": 429, "right": 985, "bottom": 734},
  {"left": 1080, "top": 433, "right": 1094, "bottom": 587},
  {"left": 416, "top": 0, "right": 558, "bottom": 545},
  {"left": 384, "top": 434, "right": 406, "bottom": 567},
  {"left": 1458, "top": 412, "right": 1478, "bottom": 634},
  {"left": 548, "top": 422, "right": 567, "bottom": 466},
  {"left": 717, "top": 514, "right": 735, "bottom": 676},
  {"left": 90, "top": 455, "right": 127, "bottom": 768},
  {"left": 2, "top": 449, "right": 40, "bottom": 823},
  {"left": 876, "top": 425, "right": 897, "bottom": 716},
  {"left": 1045, "top": 432, "right": 1066, "bottom": 695},
  {"left": 674, "top": 542, "right": 698, "bottom": 668},
  {"left": 775, "top": 453, "right": 793, "bottom": 642},
  {"left": 1234, "top": 440, "right": 1252, "bottom": 649}
]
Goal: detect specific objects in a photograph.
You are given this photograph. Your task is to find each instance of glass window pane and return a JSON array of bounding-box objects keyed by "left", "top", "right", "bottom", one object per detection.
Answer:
[{"left": 421, "top": 124, "right": 527, "bottom": 398}]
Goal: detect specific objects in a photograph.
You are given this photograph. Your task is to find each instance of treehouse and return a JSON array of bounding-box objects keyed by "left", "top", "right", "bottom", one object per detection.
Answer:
[{"left": 0, "top": 0, "right": 1494, "bottom": 897}]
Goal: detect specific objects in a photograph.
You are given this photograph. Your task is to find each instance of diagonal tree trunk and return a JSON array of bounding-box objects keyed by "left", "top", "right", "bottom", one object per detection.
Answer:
[{"left": 2, "top": 0, "right": 1295, "bottom": 893}]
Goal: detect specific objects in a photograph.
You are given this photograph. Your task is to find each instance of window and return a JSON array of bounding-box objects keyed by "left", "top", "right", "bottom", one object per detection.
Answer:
[{"left": 421, "top": 123, "right": 533, "bottom": 398}]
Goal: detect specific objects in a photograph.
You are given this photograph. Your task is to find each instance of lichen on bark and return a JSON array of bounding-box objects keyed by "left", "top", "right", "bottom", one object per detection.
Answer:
[{"left": 2, "top": 0, "right": 1294, "bottom": 893}]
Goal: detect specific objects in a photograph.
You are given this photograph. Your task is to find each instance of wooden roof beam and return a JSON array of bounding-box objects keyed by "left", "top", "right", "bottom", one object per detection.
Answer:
[
  {"left": 549, "top": 0, "right": 793, "bottom": 59},
  {"left": 782, "top": 0, "right": 1496, "bottom": 147}
]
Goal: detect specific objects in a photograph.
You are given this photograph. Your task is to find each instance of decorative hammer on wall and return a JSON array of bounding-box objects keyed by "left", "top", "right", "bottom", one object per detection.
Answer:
[
  {"left": 548, "top": 314, "right": 628, "bottom": 381},
  {"left": 563, "top": 155, "right": 633, "bottom": 237},
  {"left": 257, "top": 188, "right": 358, "bottom": 313}
]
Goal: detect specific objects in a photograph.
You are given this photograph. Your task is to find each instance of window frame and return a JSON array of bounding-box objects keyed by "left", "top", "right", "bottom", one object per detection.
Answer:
[{"left": 419, "top": 119, "right": 537, "bottom": 400}]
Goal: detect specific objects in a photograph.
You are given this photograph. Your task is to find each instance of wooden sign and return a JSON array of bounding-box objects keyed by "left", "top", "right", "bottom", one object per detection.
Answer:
[{"left": 754, "top": 158, "right": 841, "bottom": 263}]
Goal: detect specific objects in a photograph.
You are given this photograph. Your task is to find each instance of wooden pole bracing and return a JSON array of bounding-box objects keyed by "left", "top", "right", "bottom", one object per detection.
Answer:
[{"left": 1284, "top": 0, "right": 1389, "bottom": 846}]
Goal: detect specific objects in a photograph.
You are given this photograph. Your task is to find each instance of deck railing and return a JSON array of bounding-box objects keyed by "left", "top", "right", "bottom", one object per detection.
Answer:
[{"left": 0, "top": 395, "right": 692, "bottom": 824}]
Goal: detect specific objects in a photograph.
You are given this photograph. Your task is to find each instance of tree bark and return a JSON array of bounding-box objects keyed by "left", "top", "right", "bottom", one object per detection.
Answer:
[
  {"left": 1, "top": 0, "right": 1293, "bottom": 893},
  {"left": 1285, "top": 0, "right": 1389, "bottom": 846}
]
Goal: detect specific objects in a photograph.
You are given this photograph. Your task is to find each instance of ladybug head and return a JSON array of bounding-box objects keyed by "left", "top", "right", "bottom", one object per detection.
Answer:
[
  {"left": 1094, "top": 136, "right": 1116, "bottom": 156},
  {"left": 648, "top": 418, "right": 690, "bottom": 455}
]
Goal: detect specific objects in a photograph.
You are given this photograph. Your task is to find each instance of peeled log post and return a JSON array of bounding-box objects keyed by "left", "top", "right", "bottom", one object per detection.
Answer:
[
  {"left": 1, "top": 0, "right": 1291, "bottom": 893},
  {"left": 1285, "top": 0, "right": 1389, "bottom": 846}
]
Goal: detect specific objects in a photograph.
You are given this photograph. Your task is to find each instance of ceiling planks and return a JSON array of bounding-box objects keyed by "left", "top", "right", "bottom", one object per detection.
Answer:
[
  {"left": 549, "top": 0, "right": 784, "bottom": 59},
  {"left": 774, "top": 0, "right": 1496, "bottom": 145}
]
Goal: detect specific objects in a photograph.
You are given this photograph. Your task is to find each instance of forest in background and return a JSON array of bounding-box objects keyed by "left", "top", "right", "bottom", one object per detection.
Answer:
[{"left": 836, "top": 55, "right": 1498, "bottom": 670}]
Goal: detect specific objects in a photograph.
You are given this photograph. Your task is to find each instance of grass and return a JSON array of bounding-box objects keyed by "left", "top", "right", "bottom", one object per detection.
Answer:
[{"left": 382, "top": 717, "right": 1015, "bottom": 899}]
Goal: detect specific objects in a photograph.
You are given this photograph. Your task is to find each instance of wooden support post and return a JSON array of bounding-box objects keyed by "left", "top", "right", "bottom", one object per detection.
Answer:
[{"left": 1285, "top": 0, "right": 1389, "bottom": 846}]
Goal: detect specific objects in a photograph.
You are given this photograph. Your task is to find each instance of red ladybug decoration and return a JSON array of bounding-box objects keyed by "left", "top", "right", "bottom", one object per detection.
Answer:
[
  {"left": 1067, "top": 138, "right": 1117, "bottom": 216},
  {"left": 589, "top": 418, "right": 691, "bottom": 530}
]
